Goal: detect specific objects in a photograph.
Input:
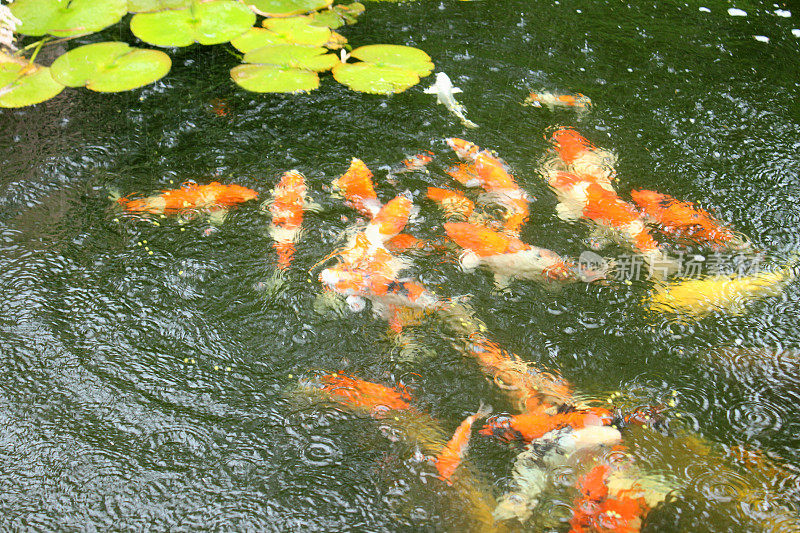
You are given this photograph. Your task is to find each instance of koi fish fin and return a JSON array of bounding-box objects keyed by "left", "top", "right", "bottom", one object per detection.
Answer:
[
  {"left": 493, "top": 273, "right": 512, "bottom": 289},
  {"left": 459, "top": 250, "right": 481, "bottom": 272},
  {"left": 555, "top": 201, "right": 581, "bottom": 221},
  {"left": 304, "top": 198, "right": 323, "bottom": 213},
  {"left": 451, "top": 87, "right": 463, "bottom": 94},
  {"left": 461, "top": 117, "right": 479, "bottom": 129},
  {"left": 207, "top": 208, "right": 229, "bottom": 226}
]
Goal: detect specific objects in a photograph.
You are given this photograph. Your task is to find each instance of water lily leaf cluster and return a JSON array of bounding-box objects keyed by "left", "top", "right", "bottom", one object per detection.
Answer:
[
  {"left": 130, "top": 0, "right": 256, "bottom": 47},
  {"left": 3, "top": 0, "right": 432, "bottom": 106}
]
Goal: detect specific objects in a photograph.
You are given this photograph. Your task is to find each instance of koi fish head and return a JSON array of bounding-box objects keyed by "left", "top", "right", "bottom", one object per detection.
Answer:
[
  {"left": 319, "top": 373, "right": 413, "bottom": 414},
  {"left": 444, "top": 222, "right": 527, "bottom": 257},
  {"left": 446, "top": 137, "right": 480, "bottom": 161},
  {"left": 210, "top": 183, "right": 259, "bottom": 206},
  {"left": 332, "top": 158, "right": 379, "bottom": 217},
  {"left": 427, "top": 187, "right": 475, "bottom": 220}
]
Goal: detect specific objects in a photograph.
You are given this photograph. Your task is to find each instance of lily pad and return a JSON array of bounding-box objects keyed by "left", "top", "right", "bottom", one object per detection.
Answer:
[
  {"left": 50, "top": 42, "right": 171, "bottom": 92},
  {"left": 230, "top": 28, "right": 284, "bottom": 52},
  {"left": 350, "top": 44, "right": 433, "bottom": 77},
  {"left": 130, "top": 0, "right": 256, "bottom": 47},
  {"left": 247, "top": 0, "right": 332, "bottom": 17},
  {"left": 0, "top": 59, "right": 64, "bottom": 107},
  {"left": 231, "top": 64, "right": 319, "bottom": 93},
  {"left": 127, "top": 0, "right": 191, "bottom": 13},
  {"left": 332, "top": 62, "right": 418, "bottom": 94},
  {"left": 10, "top": 0, "right": 127, "bottom": 37},
  {"left": 262, "top": 17, "right": 332, "bottom": 45},
  {"left": 244, "top": 44, "right": 338, "bottom": 71},
  {"left": 306, "top": 3, "right": 364, "bottom": 28}
]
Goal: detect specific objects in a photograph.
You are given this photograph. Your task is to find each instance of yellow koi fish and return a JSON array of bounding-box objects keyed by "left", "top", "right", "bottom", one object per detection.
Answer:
[{"left": 647, "top": 262, "right": 796, "bottom": 318}]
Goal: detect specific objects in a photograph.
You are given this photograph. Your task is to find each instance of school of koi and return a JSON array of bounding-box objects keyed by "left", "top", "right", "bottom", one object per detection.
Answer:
[{"left": 115, "top": 124, "right": 796, "bottom": 532}]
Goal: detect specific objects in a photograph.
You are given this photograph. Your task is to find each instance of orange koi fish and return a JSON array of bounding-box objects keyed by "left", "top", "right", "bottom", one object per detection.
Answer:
[
  {"left": 364, "top": 192, "right": 414, "bottom": 246},
  {"left": 630, "top": 189, "right": 740, "bottom": 248},
  {"left": 398, "top": 150, "right": 434, "bottom": 173},
  {"left": 118, "top": 181, "right": 258, "bottom": 214},
  {"left": 547, "top": 127, "right": 616, "bottom": 185},
  {"left": 332, "top": 158, "right": 381, "bottom": 218},
  {"left": 269, "top": 170, "right": 307, "bottom": 270},
  {"left": 569, "top": 463, "right": 649, "bottom": 533},
  {"left": 446, "top": 138, "right": 531, "bottom": 235},
  {"left": 444, "top": 222, "right": 599, "bottom": 285},
  {"left": 435, "top": 403, "right": 492, "bottom": 484},
  {"left": 319, "top": 372, "right": 413, "bottom": 416},
  {"left": 546, "top": 173, "right": 666, "bottom": 267},
  {"left": 427, "top": 187, "right": 475, "bottom": 221},
  {"left": 480, "top": 401, "right": 612, "bottom": 443},
  {"left": 525, "top": 91, "right": 592, "bottom": 111}
]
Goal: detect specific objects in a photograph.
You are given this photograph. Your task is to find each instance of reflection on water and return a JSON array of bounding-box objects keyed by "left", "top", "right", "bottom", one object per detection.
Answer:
[{"left": 2, "top": 0, "right": 800, "bottom": 531}]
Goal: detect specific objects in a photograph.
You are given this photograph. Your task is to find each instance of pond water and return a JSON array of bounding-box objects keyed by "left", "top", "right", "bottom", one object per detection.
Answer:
[{"left": 2, "top": 0, "right": 800, "bottom": 531}]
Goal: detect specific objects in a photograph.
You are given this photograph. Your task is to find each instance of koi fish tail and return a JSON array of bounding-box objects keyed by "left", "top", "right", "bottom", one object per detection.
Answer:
[{"left": 274, "top": 240, "right": 296, "bottom": 270}]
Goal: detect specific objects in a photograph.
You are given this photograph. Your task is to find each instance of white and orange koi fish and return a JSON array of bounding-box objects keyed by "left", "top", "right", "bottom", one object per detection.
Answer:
[
  {"left": 445, "top": 138, "right": 532, "bottom": 236},
  {"left": 331, "top": 158, "right": 382, "bottom": 219},
  {"left": 544, "top": 127, "right": 616, "bottom": 186},
  {"left": 524, "top": 91, "right": 592, "bottom": 112},
  {"left": 444, "top": 222, "right": 604, "bottom": 286},
  {"left": 269, "top": 170, "right": 308, "bottom": 270}
]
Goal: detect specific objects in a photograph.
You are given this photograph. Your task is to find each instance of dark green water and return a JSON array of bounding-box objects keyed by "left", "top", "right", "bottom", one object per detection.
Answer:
[{"left": 2, "top": 0, "right": 800, "bottom": 530}]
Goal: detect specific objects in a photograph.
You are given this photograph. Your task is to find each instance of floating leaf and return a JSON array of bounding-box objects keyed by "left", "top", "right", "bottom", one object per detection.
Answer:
[
  {"left": 262, "top": 17, "right": 331, "bottom": 46},
  {"left": 306, "top": 3, "right": 364, "bottom": 28},
  {"left": 50, "top": 42, "right": 171, "bottom": 92},
  {"left": 231, "top": 63, "right": 319, "bottom": 92},
  {"left": 127, "top": 0, "right": 191, "bottom": 13},
  {"left": 325, "top": 31, "right": 347, "bottom": 50},
  {"left": 230, "top": 28, "right": 284, "bottom": 52},
  {"left": 332, "top": 62, "right": 418, "bottom": 94},
  {"left": 0, "top": 58, "right": 64, "bottom": 107},
  {"left": 130, "top": 0, "right": 256, "bottom": 47},
  {"left": 350, "top": 44, "right": 433, "bottom": 77},
  {"left": 244, "top": 44, "right": 337, "bottom": 71},
  {"left": 247, "top": 0, "right": 332, "bottom": 17},
  {"left": 10, "top": 0, "right": 127, "bottom": 37}
]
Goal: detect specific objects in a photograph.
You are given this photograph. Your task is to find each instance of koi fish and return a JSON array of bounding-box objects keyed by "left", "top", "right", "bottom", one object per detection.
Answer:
[
  {"left": 545, "top": 172, "right": 673, "bottom": 273},
  {"left": 269, "top": 170, "right": 307, "bottom": 270},
  {"left": 569, "top": 463, "right": 649, "bottom": 533},
  {"left": 427, "top": 187, "right": 475, "bottom": 221},
  {"left": 117, "top": 181, "right": 258, "bottom": 214},
  {"left": 630, "top": 189, "right": 744, "bottom": 249},
  {"left": 524, "top": 91, "right": 592, "bottom": 112},
  {"left": 319, "top": 372, "right": 413, "bottom": 416},
  {"left": 331, "top": 158, "right": 381, "bottom": 218},
  {"left": 435, "top": 403, "right": 492, "bottom": 484},
  {"left": 445, "top": 138, "right": 532, "bottom": 235},
  {"left": 480, "top": 402, "right": 613, "bottom": 443},
  {"left": 364, "top": 192, "right": 414, "bottom": 246},
  {"left": 444, "top": 222, "right": 602, "bottom": 285},
  {"left": 647, "top": 261, "right": 796, "bottom": 318},
  {"left": 397, "top": 151, "right": 435, "bottom": 173},
  {"left": 546, "top": 127, "right": 616, "bottom": 186},
  {"left": 424, "top": 72, "right": 478, "bottom": 129}
]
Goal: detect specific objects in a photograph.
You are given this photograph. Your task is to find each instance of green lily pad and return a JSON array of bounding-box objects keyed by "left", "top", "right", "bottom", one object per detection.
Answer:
[
  {"left": 130, "top": 0, "right": 256, "bottom": 47},
  {"left": 10, "top": 0, "right": 127, "bottom": 37},
  {"left": 50, "top": 42, "right": 171, "bottom": 92},
  {"left": 230, "top": 28, "right": 284, "bottom": 52},
  {"left": 306, "top": 3, "right": 364, "bottom": 28},
  {"left": 0, "top": 59, "right": 64, "bottom": 107},
  {"left": 127, "top": 0, "right": 191, "bottom": 13},
  {"left": 350, "top": 44, "right": 433, "bottom": 77},
  {"left": 231, "top": 64, "right": 319, "bottom": 93},
  {"left": 262, "top": 17, "right": 332, "bottom": 45},
  {"left": 247, "top": 0, "right": 332, "bottom": 17},
  {"left": 244, "top": 44, "right": 338, "bottom": 71},
  {"left": 332, "top": 62, "right": 418, "bottom": 94}
]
